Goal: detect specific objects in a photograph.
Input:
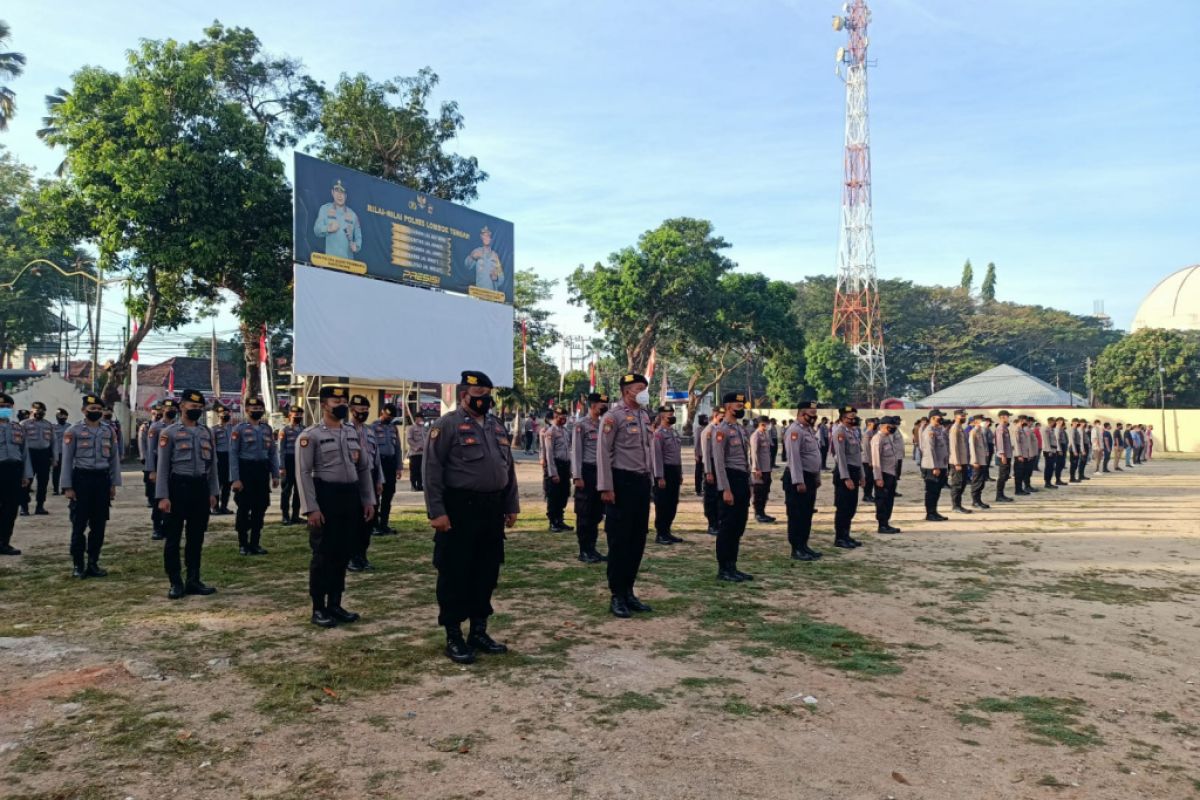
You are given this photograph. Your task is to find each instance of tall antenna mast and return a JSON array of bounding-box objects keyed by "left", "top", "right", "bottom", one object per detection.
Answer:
[{"left": 831, "top": 0, "right": 887, "bottom": 404}]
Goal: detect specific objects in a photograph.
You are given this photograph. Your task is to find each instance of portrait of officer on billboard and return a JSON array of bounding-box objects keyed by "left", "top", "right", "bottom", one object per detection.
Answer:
[
  {"left": 313, "top": 179, "right": 363, "bottom": 260},
  {"left": 465, "top": 225, "right": 504, "bottom": 292}
]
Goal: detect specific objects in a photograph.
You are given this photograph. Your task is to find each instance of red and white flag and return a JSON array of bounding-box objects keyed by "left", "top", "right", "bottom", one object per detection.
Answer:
[
  {"left": 259, "top": 325, "right": 275, "bottom": 415},
  {"left": 645, "top": 347, "right": 657, "bottom": 382},
  {"left": 129, "top": 322, "right": 139, "bottom": 410}
]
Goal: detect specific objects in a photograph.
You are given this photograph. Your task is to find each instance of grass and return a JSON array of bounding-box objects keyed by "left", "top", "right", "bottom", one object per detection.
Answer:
[
  {"left": 969, "top": 696, "right": 1103, "bottom": 749},
  {"left": 1092, "top": 671, "right": 1135, "bottom": 681},
  {"left": 1036, "top": 775, "right": 1070, "bottom": 788},
  {"left": 1034, "top": 574, "right": 1189, "bottom": 605}
]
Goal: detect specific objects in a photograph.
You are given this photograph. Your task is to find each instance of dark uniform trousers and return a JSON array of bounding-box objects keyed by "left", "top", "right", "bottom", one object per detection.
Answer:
[
  {"left": 217, "top": 452, "right": 232, "bottom": 510},
  {"left": 1043, "top": 455, "right": 1056, "bottom": 486},
  {"left": 654, "top": 464, "right": 682, "bottom": 536},
  {"left": 280, "top": 453, "right": 301, "bottom": 520},
  {"left": 163, "top": 475, "right": 211, "bottom": 583},
  {"left": 922, "top": 468, "right": 947, "bottom": 515},
  {"left": 875, "top": 472, "right": 897, "bottom": 526},
  {"left": 70, "top": 470, "right": 110, "bottom": 565},
  {"left": 0, "top": 461, "right": 23, "bottom": 548},
  {"left": 969, "top": 465, "right": 988, "bottom": 504},
  {"left": 702, "top": 474, "right": 719, "bottom": 530},
  {"left": 995, "top": 460, "right": 1012, "bottom": 499},
  {"left": 1054, "top": 451, "right": 1066, "bottom": 483},
  {"left": 717, "top": 469, "right": 750, "bottom": 564},
  {"left": 574, "top": 463, "right": 602, "bottom": 554},
  {"left": 310, "top": 480, "right": 362, "bottom": 609},
  {"left": 751, "top": 472, "right": 772, "bottom": 517},
  {"left": 29, "top": 449, "right": 51, "bottom": 509},
  {"left": 949, "top": 467, "right": 967, "bottom": 507},
  {"left": 1068, "top": 453, "right": 1081, "bottom": 481},
  {"left": 433, "top": 488, "right": 504, "bottom": 627},
  {"left": 148, "top": 475, "right": 165, "bottom": 534},
  {"left": 142, "top": 470, "right": 155, "bottom": 508},
  {"left": 377, "top": 454, "right": 398, "bottom": 528},
  {"left": 833, "top": 465, "right": 861, "bottom": 536},
  {"left": 52, "top": 456, "right": 63, "bottom": 493},
  {"left": 862, "top": 463, "right": 875, "bottom": 501},
  {"left": 235, "top": 459, "right": 271, "bottom": 548},
  {"left": 409, "top": 454, "right": 423, "bottom": 491},
  {"left": 782, "top": 468, "right": 817, "bottom": 551},
  {"left": 604, "top": 469, "right": 650, "bottom": 597},
  {"left": 693, "top": 460, "right": 704, "bottom": 496},
  {"left": 543, "top": 459, "right": 571, "bottom": 523}
]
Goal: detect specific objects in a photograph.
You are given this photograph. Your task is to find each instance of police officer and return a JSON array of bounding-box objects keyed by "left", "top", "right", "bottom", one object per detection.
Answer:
[
  {"left": 968, "top": 414, "right": 990, "bottom": 509},
  {"left": 295, "top": 386, "right": 375, "bottom": 627},
  {"left": 156, "top": 389, "right": 220, "bottom": 599},
  {"left": 994, "top": 410, "right": 1015, "bottom": 503},
  {"left": 100, "top": 409, "right": 122, "bottom": 460},
  {"left": 51, "top": 408, "right": 70, "bottom": 495},
  {"left": 891, "top": 416, "right": 905, "bottom": 498},
  {"left": 920, "top": 410, "right": 950, "bottom": 520},
  {"left": 692, "top": 414, "right": 708, "bottom": 496},
  {"left": 313, "top": 179, "right": 362, "bottom": 259},
  {"left": 700, "top": 407, "right": 723, "bottom": 537},
  {"left": 348, "top": 394, "right": 384, "bottom": 572},
  {"left": 541, "top": 406, "right": 573, "bottom": 533},
  {"left": 0, "top": 393, "right": 32, "bottom": 555},
  {"left": 871, "top": 416, "right": 902, "bottom": 534},
  {"left": 230, "top": 396, "right": 279, "bottom": 556},
  {"left": 423, "top": 371, "right": 518, "bottom": 661},
  {"left": 407, "top": 414, "right": 427, "bottom": 491},
  {"left": 782, "top": 401, "right": 823, "bottom": 561},
  {"left": 138, "top": 404, "right": 161, "bottom": 510},
  {"left": 571, "top": 392, "right": 608, "bottom": 563},
  {"left": 712, "top": 392, "right": 753, "bottom": 581},
  {"left": 212, "top": 405, "right": 234, "bottom": 514},
  {"left": 749, "top": 415, "right": 775, "bottom": 524},
  {"left": 830, "top": 405, "right": 864, "bottom": 548},
  {"left": 145, "top": 399, "right": 178, "bottom": 539},
  {"left": 277, "top": 406, "right": 305, "bottom": 524},
  {"left": 1041, "top": 416, "right": 1060, "bottom": 489},
  {"left": 861, "top": 417, "right": 877, "bottom": 504},
  {"left": 947, "top": 409, "right": 972, "bottom": 514},
  {"left": 61, "top": 394, "right": 121, "bottom": 578},
  {"left": 21, "top": 401, "right": 55, "bottom": 515},
  {"left": 651, "top": 405, "right": 684, "bottom": 545},
  {"left": 371, "top": 403, "right": 402, "bottom": 535},
  {"left": 596, "top": 373, "right": 654, "bottom": 618}
]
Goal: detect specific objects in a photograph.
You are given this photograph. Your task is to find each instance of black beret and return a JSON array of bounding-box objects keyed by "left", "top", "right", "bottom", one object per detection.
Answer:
[
  {"left": 839, "top": 405, "right": 857, "bottom": 416},
  {"left": 587, "top": 392, "right": 608, "bottom": 404},
  {"left": 461, "top": 370, "right": 493, "bottom": 388},
  {"left": 56, "top": 408, "right": 69, "bottom": 415},
  {"left": 928, "top": 408, "right": 946, "bottom": 417},
  {"left": 722, "top": 391, "right": 746, "bottom": 404},
  {"left": 245, "top": 395, "right": 265, "bottom": 408},
  {"left": 31, "top": 401, "right": 46, "bottom": 411},
  {"left": 998, "top": 409, "right": 1011, "bottom": 417},
  {"left": 81, "top": 394, "right": 102, "bottom": 408},
  {"left": 554, "top": 406, "right": 568, "bottom": 415},
  {"left": 799, "top": 400, "right": 818, "bottom": 410},
  {"left": 381, "top": 403, "right": 397, "bottom": 415},
  {"left": 657, "top": 405, "right": 672, "bottom": 414},
  {"left": 619, "top": 373, "right": 648, "bottom": 388},
  {"left": 160, "top": 399, "right": 178, "bottom": 410},
  {"left": 319, "top": 386, "right": 348, "bottom": 400},
  {"left": 350, "top": 394, "right": 370, "bottom": 406},
  {"left": 180, "top": 388, "right": 205, "bottom": 404},
  {"left": 953, "top": 408, "right": 967, "bottom": 416}
]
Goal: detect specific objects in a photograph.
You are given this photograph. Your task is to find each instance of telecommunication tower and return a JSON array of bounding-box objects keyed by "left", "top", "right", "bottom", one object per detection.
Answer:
[{"left": 831, "top": 0, "right": 887, "bottom": 403}]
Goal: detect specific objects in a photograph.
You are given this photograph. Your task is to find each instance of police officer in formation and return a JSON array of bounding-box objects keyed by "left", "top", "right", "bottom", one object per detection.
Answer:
[
  {"left": 947, "top": 409, "right": 972, "bottom": 514},
  {"left": 61, "top": 393, "right": 121, "bottom": 578},
  {"left": 348, "top": 394, "right": 384, "bottom": 572},
  {"left": 920, "top": 409, "right": 951, "bottom": 520},
  {"left": 968, "top": 415, "right": 990, "bottom": 509},
  {"left": 230, "top": 396, "right": 279, "bottom": 556},
  {"left": 21, "top": 401, "right": 55, "bottom": 515},
  {"left": 993, "top": 410, "right": 1015, "bottom": 503},
  {"left": 296, "top": 386, "right": 376, "bottom": 628},
  {"left": 782, "top": 400, "right": 822, "bottom": 561},
  {"left": 156, "top": 389, "right": 220, "bottom": 600},
  {"left": 651, "top": 405, "right": 684, "bottom": 544},
  {"left": 407, "top": 415, "right": 427, "bottom": 491},
  {"left": 870, "top": 415, "right": 902, "bottom": 534},
  {"left": 711, "top": 392, "right": 754, "bottom": 581},
  {"left": 371, "top": 403, "right": 402, "bottom": 535},
  {"left": 278, "top": 406, "right": 305, "bottom": 525},
  {"left": 692, "top": 413, "right": 708, "bottom": 496},
  {"left": 860, "top": 417, "right": 877, "bottom": 504},
  {"left": 699, "top": 407, "right": 722, "bottom": 536},
  {"left": 541, "top": 406, "right": 573, "bottom": 533},
  {"left": 137, "top": 403, "right": 159, "bottom": 512},
  {"left": 596, "top": 373, "right": 654, "bottom": 618},
  {"left": 145, "top": 399, "right": 178, "bottom": 539},
  {"left": 212, "top": 405, "right": 234, "bottom": 514},
  {"left": 748, "top": 415, "right": 775, "bottom": 524},
  {"left": 0, "top": 393, "right": 32, "bottom": 555},
  {"left": 830, "top": 405, "right": 864, "bottom": 548},
  {"left": 52, "top": 408, "right": 69, "bottom": 495},
  {"left": 571, "top": 392, "right": 608, "bottom": 563},
  {"left": 422, "top": 371, "right": 517, "bottom": 661}
]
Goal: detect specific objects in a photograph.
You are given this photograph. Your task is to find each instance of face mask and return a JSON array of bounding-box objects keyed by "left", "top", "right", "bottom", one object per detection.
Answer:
[
  {"left": 597, "top": 405, "right": 609, "bottom": 415},
  {"left": 164, "top": 410, "right": 177, "bottom": 420},
  {"left": 57, "top": 416, "right": 67, "bottom": 423},
  {"left": 221, "top": 415, "right": 231, "bottom": 423},
  {"left": 86, "top": 410, "right": 103, "bottom": 422},
  {"left": 733, "top": 409, "right": 745, "bottom": 420},
  {"left": 847, "top": 418, "right": 859, "bottom": 426},
  {"left": 185, "top": 408, "right": 203, "bottom": 422},
  {"left": 0, "top": 408, "right": 11, "bottom": 421},
  {"left": 468, "top": 394, "right": 494, "bottom": 415},
  {"left": 352, "top": 411, "right": 369, "bottom": 423},
  {"left": 330, "top": 404, "right": 349, "bottom": 420},
  {"left": 249, "top": 410, "right": 264, "bottom": 420},
  {"left": 33, "top": 411, "right": 44, "bottom": 419},
  {"left": 291, "top": 417, "right": 303, "bottom": 426},
  {"left": 668, "top": 416, "right": 677, "bottom": 425},
  {"left": 634, "top": 389, "right": 650, "bottom": 406}
]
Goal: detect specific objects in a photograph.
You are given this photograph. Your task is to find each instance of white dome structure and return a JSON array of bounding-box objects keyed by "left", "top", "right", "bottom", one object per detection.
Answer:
[{"left": 1131, "top": 265, "right": 1200, "bottom": 332}]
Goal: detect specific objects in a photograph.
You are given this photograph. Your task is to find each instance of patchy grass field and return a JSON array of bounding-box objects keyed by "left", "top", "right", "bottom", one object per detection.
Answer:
[{"left": 0, "top": 453, "right": 1197, "bottom": 799}]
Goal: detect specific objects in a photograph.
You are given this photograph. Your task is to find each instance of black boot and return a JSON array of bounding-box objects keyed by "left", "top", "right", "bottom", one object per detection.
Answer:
[
  {"left": 328, "top": 603, "right": 360, "bottom": 624},
  {"left": 167, "top": 580, "right": 186, "bottom": 600},
  {"left": 184, "top": 570, "right": 216, "bottom": 596},
  {"left": 610, "top": 595, "right": 632, "bottom": 618},
  {"left": 654, "top": 533, "right": 675, "bottom": 545},
  {"left": 625, "top": 593, "right": 653, "bottom": 613},
  {"left": 249, "top": 532, "right": 268, "bottom": 556},
  {"left": 311, "top": 608, "right": 337, "bottom": 628},
  {"left": 557, "top": 520, "right": 574, "bottom": 532},
  {"left": 952, "top": 505, "right": 973, "bottom": 514},
  {"left": 34, "top": 505, "right": 49, "bottom": 516},
  {"left": 791, "top": 548, "right": 818, "bottom": 561},
  {"left": 971, "top": 500, "right": 990, "bottom": 510},
  {"left": 445, "top": 627, "right": 476, "bottom": 663},
  {"left": 877, "top": 524, "right": 902, "bottom": 534},
  {"left": 72, "top": 557, "right": 86, "bottom": 579},
  {"left": 803, "top": 546, "right": 824, "bottom": 559},
  {"left": 731, "top": 565, "right": 754, "bottom": 581},
  {"left": 717, "top": 562, "right": 743, "bottom": 582},
  {"left": 85, "top": 561, "right": 107, "bottom": 578},
  {"left": 467, "top": 620, "right": 508, "bottom": 654}
]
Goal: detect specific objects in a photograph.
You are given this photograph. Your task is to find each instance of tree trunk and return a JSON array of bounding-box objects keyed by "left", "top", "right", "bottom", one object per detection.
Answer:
[
  {"left": 241, "top": 321, "right": 261, "bottom": 400},
  {"left": 101, "top": 273, "right": 160, "bottom": 407}
]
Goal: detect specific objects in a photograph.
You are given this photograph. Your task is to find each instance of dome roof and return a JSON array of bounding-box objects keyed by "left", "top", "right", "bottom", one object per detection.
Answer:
[{"left": 1131, "top": 265, "right": 1200, "bottom": 332}]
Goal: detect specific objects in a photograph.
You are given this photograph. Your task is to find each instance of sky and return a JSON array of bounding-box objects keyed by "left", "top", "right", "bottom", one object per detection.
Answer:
[{"left": 2, "top": 0, "right": 1197, "bottom": 366}]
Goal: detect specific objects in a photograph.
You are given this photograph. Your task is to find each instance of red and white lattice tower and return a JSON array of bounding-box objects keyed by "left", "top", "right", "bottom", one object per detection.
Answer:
[{"left": 831, "top": 0, "right": 886, "bottom": 402}]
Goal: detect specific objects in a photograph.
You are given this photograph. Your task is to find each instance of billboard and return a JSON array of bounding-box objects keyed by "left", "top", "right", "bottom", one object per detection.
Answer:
[{"left": 293, "top": 153, "right": 514, "bottom": 304}]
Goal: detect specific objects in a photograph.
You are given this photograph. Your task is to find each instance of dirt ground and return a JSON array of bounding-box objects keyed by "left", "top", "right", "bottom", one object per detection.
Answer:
[{"left": 0, "top": 450, "right": 1197, "bottom": 800}]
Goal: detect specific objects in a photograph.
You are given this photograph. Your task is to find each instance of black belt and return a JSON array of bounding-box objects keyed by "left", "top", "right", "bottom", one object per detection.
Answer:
[
  {"left": 314, "top": 479, "right": 357, "bottom": 488},
  {"left": 73, "top": 468, "right": 109, "bottom": 475}
]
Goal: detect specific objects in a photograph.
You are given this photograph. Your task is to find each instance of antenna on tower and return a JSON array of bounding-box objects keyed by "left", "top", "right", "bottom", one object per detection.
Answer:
[{"left": 831, "top": 0, "right": 887, "bottom": 405}]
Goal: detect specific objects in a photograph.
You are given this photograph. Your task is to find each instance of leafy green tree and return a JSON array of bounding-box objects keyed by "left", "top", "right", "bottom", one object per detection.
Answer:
[
  {"left": 569, "top": 217, "right": 734, "bottom": 372},
  {"left": 763, "top": 342, "right": 808, "bottom": 409},
  {"left": 980, "top": 262, "right": 997, "bottom": 302},
  {"left": 804, "top": 337, "right": 857, "bottom": 405},
  {"left": 1090, "top": 329, "right": 1200, "bottom": 408},
  {"left": 561, "top": 369, "right": 591, "bottom": 407},
  {"left": 0, "top": 21, "right": 24, "bottom": 131},
  {"left": 496, "top": 268, "right": 560, "bottom": 412},
  {"left": 318, "top": 68, "right": 486, "bottom": 202},
  {"left": 184, "top": 335, "right": 246, "bottom": 379},
  {"left": 960, "top": 259, "right": 973, "bottom": 294}
]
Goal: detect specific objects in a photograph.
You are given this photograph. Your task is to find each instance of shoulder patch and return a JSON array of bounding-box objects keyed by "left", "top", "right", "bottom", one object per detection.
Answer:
[
  {"left": 63, "top": 433, "right": 73, "bottom": 444},
  {"left": 603, "top": 422, "right": 613, "bottom": 433},
  {"left": 790, "top": 432, "right": 798, "bottom": 441},
  {"left": 838, "top": 434, "right": 845, "bottom": 441},
  {"left": 716, "top": 432, "right": 725, "bottom": 442},
  {"left": 429, "top": 428, "right": 440, "bottom": 439},
  {"left": 231, "top": 431, "right": 239, "bottom": 440},
  {"left": 159, "top": 434, "right": 169, "bottom": 446},
  {"left": 299, "top": 437, "right": 309, "bottom": 447}
]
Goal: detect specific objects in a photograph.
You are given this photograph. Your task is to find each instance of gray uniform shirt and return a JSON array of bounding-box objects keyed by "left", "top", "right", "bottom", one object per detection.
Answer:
[
  {"left": 155, "top": 422, "right": 219, "bottom": 499},
  {"left": 422, "top": 407, "right": 518, "bottom": 518},
  {"left": 948, "top": 423, "right": 969, "bottom": 466},
  {"left": 595, "top": 404, "right": 653, "bottom": 492},
  {"left": 352, "top": 421, "right": 385, "bottom": 485},
  {"left": 748, "top": 428, "right": 771, "bottom": 484},
  {"left": 372, "top": 420, "right": 400, "bottom": 458},
  {"left": 571, "top": 415, "right": 601, "bottom": 475},
  {"left": 53, "top": 420, "right": 69, "bottom": 461},
  {"left": 213, "top": 422, "right": 232, "bottom": 454},
  {"left": 969, "top": 426, "right": 988, "bottom": 465},
  {"left": 138, "top": 421, "right": 152, "bottom": 464},
  {"left": 861, "top": 427, "right": 876, "bottom": 466},
  {"left": 0, "top": 421, "right": 33, "bottom": 479},
  {"left": 712, "top": 420, "right": 749, "bottom": 491},
  {"left": 407, "top": 423, "right": 427, "bottom": 456},
  {"left": 279, "top": 424, "right": 304, "bottom": 458},
  {"left": 145, "top": 419, "right": 171, "bottom": 473},
  {"left": 784, "top": 421, "right": 821, "bottom": 476},
  {"left": 995, "top": 422, "right": 1013, "bottom": 459},
  {"left": 920, "top": 424, "right": 950, "bottom": 470},
  {"left": 295, "top": 421, "right": 376, "bottom": 516},
  {"left": 230, "top": 421, "right": 279, "bottom": 480},
  {"left": 21, "top": 417, "right": 55, "bottom": 451},
  {"left": 699, "top": 423, "right": 715, "bottom": 475},
  {"left": 542, "top": 423, "right": 571, "bottom": 479},
  {"left": 831, "top": 422, "right": 863, "bottom": 478},
  {"left": 651, "top": 425, "right": 682, "bottom": 479},
  {"left": 871, "top": 428, "right": 899, "bottom": 477},
  {"left": 891, "top": 430, "right": 904, "bottom": 467},
  {"left": 60, "top": 421, "right": 122, "bottom": 488}
]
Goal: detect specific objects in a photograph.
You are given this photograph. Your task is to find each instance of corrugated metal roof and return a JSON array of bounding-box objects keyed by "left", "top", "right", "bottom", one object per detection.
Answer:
[{"left": 916, "top": 364, "right": 1086, "bottom": 408}]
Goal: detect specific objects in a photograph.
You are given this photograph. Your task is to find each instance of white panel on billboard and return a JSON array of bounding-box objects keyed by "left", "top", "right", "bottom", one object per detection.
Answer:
[{"left": 293, "top": 264, "right": 514, "bottom": 386}]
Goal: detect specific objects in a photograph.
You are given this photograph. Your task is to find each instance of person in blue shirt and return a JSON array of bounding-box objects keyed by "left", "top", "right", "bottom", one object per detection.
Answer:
[{"left": 313, "top": 180, "right": 362, "bottom": 260}]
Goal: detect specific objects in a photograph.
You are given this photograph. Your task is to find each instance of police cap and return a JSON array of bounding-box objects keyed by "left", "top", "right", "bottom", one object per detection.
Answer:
[
  {"left": 81, "top": 394, "right": 102, "bottom": 409},
  {"left": 57, "top": 408, "right": 69, "bottom": 416},
  {"left": 244, "top": 395, "right": 265, "bottom": 409},
  {"left": 381, "top": 403, "right": 397, "bottom": 415},
  {"left": 838, "top": 405, "right": 857, "bottom": 417},
  {"left": 320, "top": 386, "right": 348, "bottom": 400},
  {"left": 619, "top": 373, "right": 648, "bottom": 388},
  {"left": 928, "top": 408, "right": 946, "bottom": 418},
  {"left": 722, "top": 391, "right": 746, "bottom": 404},
  {"left": 587, "top": 392, "right": 608, "bottom": 404},
  {"left": 31, "top": 401, "right": 46, "bottom": 411},
  {"left": 998, "top": 409, "right": 1011, "bottom": 418},
  {"left": 953, "top": 408, "right": 968, "bottom": 417},
  {"left": 160, "top": 399, "right": 178, "bottom": 410},
  {"left": 554, "top": 406, "right": 568, "bottom": 415},
  {"left": 350, "top": 394, "right": 370, "bottom": 407},
  {"left": 461, "top": 371, "right": 493, "bottom": 389},
  {"left": 799, "top": 399, "right": 819, "bottom": 410},
  {"left": 657, "top": 405, "right": 672, "bottom": 414},
  {"left": 180, "top": 388, "right": 205, "bottom": 405}
]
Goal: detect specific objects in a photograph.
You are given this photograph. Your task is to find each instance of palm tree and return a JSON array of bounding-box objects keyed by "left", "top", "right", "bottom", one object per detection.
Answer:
[
  {"left": 37, "top": 87, "right": 71, "bottom": 175},
  {"left": 0, "top": 20, "right": 27, "bottom": 131}
]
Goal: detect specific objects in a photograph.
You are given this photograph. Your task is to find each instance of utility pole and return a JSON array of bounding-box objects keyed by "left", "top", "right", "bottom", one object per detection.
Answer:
[
  {"left": 1085, "top": 356, "right": 1093, "bottom": 407},
  {"left": 1157, "top": 355, "right": 1167, "bottom": 452},
  {"left": 90, "top": 265, "right": 103, "bottom": 392}
]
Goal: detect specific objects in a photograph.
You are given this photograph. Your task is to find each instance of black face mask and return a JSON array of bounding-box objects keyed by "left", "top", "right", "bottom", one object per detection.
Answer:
[
  {"left": 330, "top": 404, "right": 349, "bottom": 420},
  {"left": 249, "top": 410, "right": 264, "bottom": 421},
  {"left": 291, "top": 417, "right": 303, "bottom": 426},
  {"left": 185, "top": 408, "right": 203, "bottom": 421},
  {"left": 468, "top": 394, "right": 493, "bottom": 415},
  {"left": 847, "top": 418, "right": 860, "bottom": 426},
  {"left": 57, "top": 416, "right": 68, "bottom": 423},
  {"left": 668, "top": 416, "right": 677, "bottom": 425},
  {"left": 597, "top": 405, "right": 609, "bottom": 415},
  {"left": 733, "top": 409, "right": 745, "bottom": 420},
  {"left": 221, "top": 415, "right": 231, "bottom": 423},
  {"left": 33, "top": 411, "right": 44, "bottom": 419},
  {"left": 164, "top": 410, "right": 177, "bottom": 420},
  {"left": 85, "top": 410, "right": 103, "bottom": 422},
  {"left": 352, "top": 411, "right": 369, "bottom": 423}
]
